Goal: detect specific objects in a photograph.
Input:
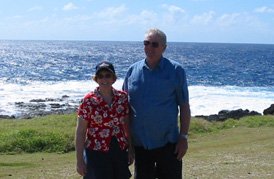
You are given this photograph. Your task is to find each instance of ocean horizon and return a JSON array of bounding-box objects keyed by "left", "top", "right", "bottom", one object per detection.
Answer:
[{"left": 0, "top": 40, "right": 273, "bottom": 118}]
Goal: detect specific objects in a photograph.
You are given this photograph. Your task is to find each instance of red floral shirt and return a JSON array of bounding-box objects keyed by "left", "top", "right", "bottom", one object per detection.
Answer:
[{"left": 77, "top": 87, "right": 129, "bottom": 152}]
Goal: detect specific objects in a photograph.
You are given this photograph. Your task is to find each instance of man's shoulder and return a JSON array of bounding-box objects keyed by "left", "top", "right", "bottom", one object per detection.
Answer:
[
  {"left": 126, "top": 59, "right": 145, "bottom": 75},
  {"left": 164, "top": 58, "right": 182, "bottom": 66},
  {"left": 129, "top": 59, "right": 145, "bottom": 68},
  {"left": 163, "top": 58, "right": 185, "bottom": 71}
]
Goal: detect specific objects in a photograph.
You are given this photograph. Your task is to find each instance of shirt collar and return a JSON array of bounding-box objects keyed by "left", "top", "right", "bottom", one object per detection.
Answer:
[
  {"left": 143, "top": 56, "right": 165, "bottom": 70},
  {"left": 94, "top": 87, "right": 118, "bottom": 97}
]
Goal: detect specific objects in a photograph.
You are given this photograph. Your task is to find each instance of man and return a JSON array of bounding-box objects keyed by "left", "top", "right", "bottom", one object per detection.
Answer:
[{"left": 123, "top": 28, "right": 191, "bottom": 179}]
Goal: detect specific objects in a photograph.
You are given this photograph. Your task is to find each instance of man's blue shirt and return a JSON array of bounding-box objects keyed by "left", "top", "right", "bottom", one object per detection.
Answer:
[{"left": 123, "top": 57, "right": 189, "bottom": 149}]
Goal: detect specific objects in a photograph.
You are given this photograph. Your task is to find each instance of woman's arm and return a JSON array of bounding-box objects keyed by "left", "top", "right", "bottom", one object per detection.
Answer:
[
  {"left": 75, "top": 116, "right": 88, "bottom": 176},
  {"left": 124, "top": 115, "right": 134, "bottom": 165}
]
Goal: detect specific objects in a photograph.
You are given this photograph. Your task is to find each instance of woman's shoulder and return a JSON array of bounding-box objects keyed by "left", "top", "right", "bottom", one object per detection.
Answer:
[
  {"left": 81, "top": 91, "right": 98, "bottom": 104},
  {"left": 83, "top": 91, "right": 96, "bottom": 98},
  {"left": 114, "top": 89, "right": 127, "bottom": 95}
]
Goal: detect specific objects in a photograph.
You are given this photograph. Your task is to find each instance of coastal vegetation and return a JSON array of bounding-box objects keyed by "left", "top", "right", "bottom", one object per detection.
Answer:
[
  {"left": 0, "top": 114, "right": 76, "bottom": 154},
  {"left": 0, "top": 114, "right": 273, "bottom": 178}
]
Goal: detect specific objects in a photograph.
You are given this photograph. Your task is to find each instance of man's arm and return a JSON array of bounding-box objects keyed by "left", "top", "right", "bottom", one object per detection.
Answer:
[
  {"left": 180, "top": 103, "right": 191, "bottom": 136},
  {"left": 175, "top": 103, "right": 191, "bottom": 160}
]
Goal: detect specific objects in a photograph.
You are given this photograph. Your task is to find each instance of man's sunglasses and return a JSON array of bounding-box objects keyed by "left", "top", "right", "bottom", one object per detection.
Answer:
[
  {"left": 97, "top": 73, "right": 113, "bottom": 79},
  {"left": 143, "top": 40, "right": 160, "bottom": 48}
]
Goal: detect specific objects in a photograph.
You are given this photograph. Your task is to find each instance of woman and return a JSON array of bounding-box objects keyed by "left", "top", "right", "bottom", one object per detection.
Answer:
[{"left": 75, "top": 61, "right": 133, "bottom": 179}]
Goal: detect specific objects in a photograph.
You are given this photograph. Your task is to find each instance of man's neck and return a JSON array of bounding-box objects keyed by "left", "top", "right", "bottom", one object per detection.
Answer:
[{"left": 146, "top": 57, "right": 162, "bottom": 69}]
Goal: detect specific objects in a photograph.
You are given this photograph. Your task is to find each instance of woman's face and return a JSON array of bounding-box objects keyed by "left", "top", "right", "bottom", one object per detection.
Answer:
[{"left": 95, "top": 70, "right": 116, "bottom": 88}]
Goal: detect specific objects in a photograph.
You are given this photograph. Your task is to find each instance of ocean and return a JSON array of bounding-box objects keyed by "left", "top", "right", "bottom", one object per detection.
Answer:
[{"left": 0, "top": 40, "right": 273, "bottom": 118}]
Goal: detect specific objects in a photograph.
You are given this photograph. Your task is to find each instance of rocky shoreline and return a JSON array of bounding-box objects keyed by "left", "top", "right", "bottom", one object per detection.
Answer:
[
  {"left": 0, "top": 95, "right": 79, "bottom": 119},
  {"left": 195, "top": 104, "right": 274, "bottom": 121},
  {"left": 0, "top": 96, "right": 273, "bottom": 121}
]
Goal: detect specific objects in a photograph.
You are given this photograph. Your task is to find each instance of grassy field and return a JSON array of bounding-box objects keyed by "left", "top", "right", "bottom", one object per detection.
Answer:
[{"left": 0, "top": 115, "right": 273, "bottom": 178}]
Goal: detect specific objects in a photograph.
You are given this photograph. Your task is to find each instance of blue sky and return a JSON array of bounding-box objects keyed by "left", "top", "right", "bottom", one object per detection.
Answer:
[{"left": 0, "top": 0, "right": 274, "bottom": 44}]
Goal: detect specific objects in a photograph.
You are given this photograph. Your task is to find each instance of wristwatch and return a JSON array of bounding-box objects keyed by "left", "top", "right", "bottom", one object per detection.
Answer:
[{"left": 180, "top": 133, "right": 188, "bottom": 140}]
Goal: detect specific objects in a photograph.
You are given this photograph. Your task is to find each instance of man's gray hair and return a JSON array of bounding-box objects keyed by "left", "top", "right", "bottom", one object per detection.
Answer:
[{"left": 145, "top": 28, "right": 167, "bottom": 45}]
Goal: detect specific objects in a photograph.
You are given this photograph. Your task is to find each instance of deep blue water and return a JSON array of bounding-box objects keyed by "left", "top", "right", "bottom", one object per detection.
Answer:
[
  {"left": 1, "top": 40, "right": 273, "bottom": 87},
  {"left": 1, "top": 40, "right": 274, "bottom": 117}
]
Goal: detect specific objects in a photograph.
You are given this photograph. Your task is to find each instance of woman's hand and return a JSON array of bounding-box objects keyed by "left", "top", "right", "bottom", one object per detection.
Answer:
[
  {"left": 128, "top": 145, "right": 135, "bottom": 165},
  {"left": 76, "top": 159, "right": 87, "bottom": 176}
]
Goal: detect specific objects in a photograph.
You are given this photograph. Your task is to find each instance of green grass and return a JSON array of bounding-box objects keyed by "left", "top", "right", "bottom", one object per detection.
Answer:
[
  {"left": 1, "top": 114, "right": 273, "bottom": 154},
  {"left": 0, "top": 152, "right": 77, "bottom": 178},
  {"left": 185, "top": 126, "right": 274, "bottom": 178},
  {"left": 190, "top": 115, "right": 274, "bottom": 134},
  {"left": 0, "top": 114, "right": 77, "bottom": 154},
  {"left": 0, "top": 114, "right": 273, "bottom": 178}
]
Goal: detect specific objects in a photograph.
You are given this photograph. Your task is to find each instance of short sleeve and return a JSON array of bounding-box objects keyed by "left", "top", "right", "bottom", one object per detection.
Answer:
[
  {"left": 77, "top": 97, "right": 92, "bottom": 121},
  {"left": 176, "top": 67, "right": 189, "bottom": 105}
]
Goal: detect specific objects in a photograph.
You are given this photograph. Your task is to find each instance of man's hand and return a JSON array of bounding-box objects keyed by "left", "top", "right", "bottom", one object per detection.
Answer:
[{"left": 174, "top": 138, "right": 188, "bottom": 161}]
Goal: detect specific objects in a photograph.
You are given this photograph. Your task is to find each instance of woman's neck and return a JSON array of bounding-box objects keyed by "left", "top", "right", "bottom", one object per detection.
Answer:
[{"left": 98, "top": 87, "right": 113, "bottom": 105}]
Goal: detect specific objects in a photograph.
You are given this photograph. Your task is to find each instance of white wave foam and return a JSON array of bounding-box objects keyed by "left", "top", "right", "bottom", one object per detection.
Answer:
[
  {"left": 0, "top": 80, "right": 273, "bottom": 117},
  {"left": 189, "top": 86, "right": 274, "bottom": 115}
]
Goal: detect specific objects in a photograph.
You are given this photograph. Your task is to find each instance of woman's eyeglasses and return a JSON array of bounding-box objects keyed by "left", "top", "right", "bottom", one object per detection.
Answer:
[
  {"left": 97, "top": 73, "right": 113, "bottom": 79},
  {"left": 143, "top": 40, "right": 160, "bottom": 48}
]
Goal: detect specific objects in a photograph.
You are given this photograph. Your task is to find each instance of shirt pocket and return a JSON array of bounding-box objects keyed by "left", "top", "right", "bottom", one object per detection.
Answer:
[
  {"left": 128, "top": 79, "right": 143, "bottom": 99},
  {"left": 152, "top": 78, "right": 176, "bottom": 98}
]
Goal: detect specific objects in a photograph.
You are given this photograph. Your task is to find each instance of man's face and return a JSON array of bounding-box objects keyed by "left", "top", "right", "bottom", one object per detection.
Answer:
[{"left": 144, "top": 33, "right": 166, "bottom": 62}]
